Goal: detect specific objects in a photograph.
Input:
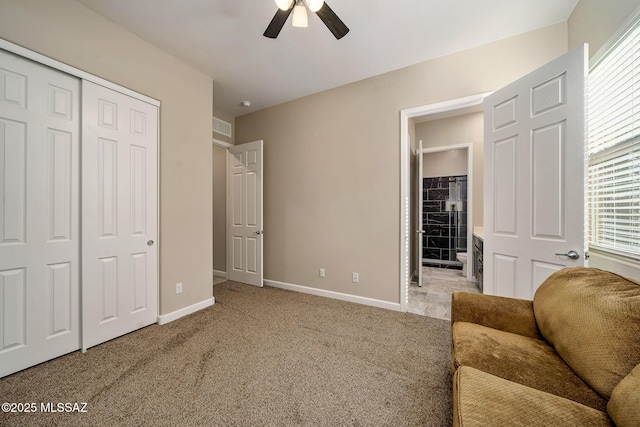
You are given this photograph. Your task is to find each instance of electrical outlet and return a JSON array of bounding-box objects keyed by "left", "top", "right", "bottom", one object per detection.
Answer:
[
  {"left": 319, "top": 268, "right": 326, "bottom": 278},
  {"left": 352, "top": 272, "right": 359, "bottom": 283},
  {"left": 176, "top": 282, "right": 183, "bottom": 294}
]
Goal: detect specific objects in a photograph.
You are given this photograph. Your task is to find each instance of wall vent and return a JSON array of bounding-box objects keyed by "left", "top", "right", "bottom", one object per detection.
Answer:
[{"left": 213, "top": 116, "right": 232, "bottom": 138}]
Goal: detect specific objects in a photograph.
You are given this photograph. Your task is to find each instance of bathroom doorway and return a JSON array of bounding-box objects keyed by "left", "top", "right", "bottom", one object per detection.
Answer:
[
  {"left": 414, "top": 110, "right": 481, "bottom": 285},
  {"left": 420, "top": 147, "right": 470, "bottom": 274},
  {"left": 407, "top": 105, "right": 485, "bottom": 319},
  {"left": 400, "top": 93, "right": 489, "bottom": 314},
  {"left": 412, "top": 143, "right": 479, "bottom": 319}
]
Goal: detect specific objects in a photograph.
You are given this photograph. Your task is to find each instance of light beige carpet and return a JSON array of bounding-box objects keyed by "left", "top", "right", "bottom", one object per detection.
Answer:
[{"left": 0, "top": 281, "right": 453, "bottom": 426}]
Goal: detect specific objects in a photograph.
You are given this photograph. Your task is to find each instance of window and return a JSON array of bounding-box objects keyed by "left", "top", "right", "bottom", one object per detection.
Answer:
[{"left": 588, "top": 18, "right": 640, "bottom": 260}]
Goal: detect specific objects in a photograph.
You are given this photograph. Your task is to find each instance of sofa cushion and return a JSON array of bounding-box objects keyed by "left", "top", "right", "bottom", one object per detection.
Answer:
[
  {"left": 607, "top": 363, "right": 640, "bottom": 427},
  {"left": 453, "top": 366, "right": 613, "bottom": 427},
  {"left": 451, "top": 291, "right": 542, "bottom": 339},
  {"left": 452, "top": 321, "right": 606, "bottom": 410},
  {"left": 533, "top": 267, "right": 640, "bottom": 399}
]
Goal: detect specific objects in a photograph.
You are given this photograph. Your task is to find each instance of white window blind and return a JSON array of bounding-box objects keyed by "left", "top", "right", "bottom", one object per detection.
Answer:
[{"left": 588, "top": 18, "right": 640, "bottom": 259}]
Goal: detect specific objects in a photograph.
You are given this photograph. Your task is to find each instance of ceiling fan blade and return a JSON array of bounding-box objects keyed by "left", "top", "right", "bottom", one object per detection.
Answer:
[
  {"left": 263, "top": 7, "right": 294, "bottom": 39},
  {"left": 315, "top": 2, "right": 349, "bottom": 40}
]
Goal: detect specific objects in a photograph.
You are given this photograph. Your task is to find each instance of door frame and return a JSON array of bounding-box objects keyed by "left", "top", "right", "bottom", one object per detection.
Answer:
[
  {"left": 418, "top": 143, "right": 474, "bottom": 282},
  {"left": 400, "top": 92, "right": 490, "bottom": 312},
  {"left": 212, "top": 138, "right": 232, "bottom": 281}
]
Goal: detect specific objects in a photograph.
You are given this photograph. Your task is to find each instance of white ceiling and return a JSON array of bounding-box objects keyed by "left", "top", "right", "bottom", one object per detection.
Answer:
[{"left": 74, "top": 0, "right": 579, "bottom": 117}]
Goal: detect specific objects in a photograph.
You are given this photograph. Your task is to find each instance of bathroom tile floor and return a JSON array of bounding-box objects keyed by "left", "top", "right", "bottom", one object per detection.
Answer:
[{"left": 409, "top": 266, "right": 481, "bottom": 321}]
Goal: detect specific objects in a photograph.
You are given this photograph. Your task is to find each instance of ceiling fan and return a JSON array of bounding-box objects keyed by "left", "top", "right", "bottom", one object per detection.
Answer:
[{"left": 263, "top": 0, "right": 349, "bottom": 40}]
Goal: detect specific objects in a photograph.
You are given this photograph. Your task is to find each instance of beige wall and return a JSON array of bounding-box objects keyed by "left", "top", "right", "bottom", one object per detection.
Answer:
[
  {"left": 569, "top": 0, "right": 640, "bottom": 57},
  {"left": 415, "top": 112, "right": 484, "bottom": 226},
  {"left": 0, "top": 0, "right": 214, "bottom": 315},
  {"left": 236, "top": 23, "right": 568, "bottom": 304},
  {"left": 422, "top": 150, "right": 468, "bottom": 178}
]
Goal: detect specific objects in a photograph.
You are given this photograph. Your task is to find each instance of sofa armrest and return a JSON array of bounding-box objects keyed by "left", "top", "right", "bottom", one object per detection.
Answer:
[{"left": 451, "top": 292, "right": 543, "bottom": 339}]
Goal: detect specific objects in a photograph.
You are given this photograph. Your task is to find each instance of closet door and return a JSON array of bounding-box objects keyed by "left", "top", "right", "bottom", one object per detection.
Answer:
[
  {"left": 82, "top": 81, "right": 158, "bottom": 350},
  {"left": 0, "top": 50, "right": 80, "bottom": 377}
]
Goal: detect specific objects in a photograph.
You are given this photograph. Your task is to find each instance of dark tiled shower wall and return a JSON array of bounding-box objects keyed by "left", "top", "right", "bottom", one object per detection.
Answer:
[{"left": 422, "top": 175, "right": 468, "bottom": 264}]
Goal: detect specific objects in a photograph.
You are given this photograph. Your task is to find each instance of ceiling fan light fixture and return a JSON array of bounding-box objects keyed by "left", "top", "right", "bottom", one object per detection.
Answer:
[
  {"left": 292, "top": 4, "right": 308, "bottom": 27},
  {"left": 263, "top": 0, "right": 349, "bottom": 40},
  {"left": 275, "top": 0, "right": 293, "bottom": 11},
  {"left": 305, "top": 0, "right": 324, "bottom": 12}
]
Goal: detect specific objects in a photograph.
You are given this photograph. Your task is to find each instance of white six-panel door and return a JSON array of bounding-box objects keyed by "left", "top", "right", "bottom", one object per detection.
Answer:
[
  {"left": 0, "top": 50, "right": 80, "bottom": 377},
  {"left": 483, "top": 45, "right": 587, "bottom": 299},
  {"left": 227, "top": 140, "right": 263, "bottom": 287},
  {"left": 81, "top": 81, "right": 158, "bottom": 350}
]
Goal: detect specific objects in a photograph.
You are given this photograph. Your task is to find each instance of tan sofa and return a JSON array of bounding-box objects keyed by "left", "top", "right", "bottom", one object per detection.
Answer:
[{"left": 450, "top": 267, "right": 640, "bottom": 427}]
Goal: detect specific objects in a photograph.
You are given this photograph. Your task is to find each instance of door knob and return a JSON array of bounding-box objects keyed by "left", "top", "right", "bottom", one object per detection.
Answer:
[
  {"left": 555, "top": 250, "right": 579, "bottom": 260},
  {"left": 255, "top": 230, "right": 263, "bottom": 235},
  {"left": 147, "top": 240, "right": 154, "bottom": 247}
]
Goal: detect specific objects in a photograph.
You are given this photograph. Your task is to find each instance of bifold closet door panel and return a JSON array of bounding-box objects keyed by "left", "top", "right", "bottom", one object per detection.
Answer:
[
  {"left": 0, "top": 49, "right": 80, "bottom": 378},
  {"left": 81, "top": 81, "right": 158, "bottom": 351}
]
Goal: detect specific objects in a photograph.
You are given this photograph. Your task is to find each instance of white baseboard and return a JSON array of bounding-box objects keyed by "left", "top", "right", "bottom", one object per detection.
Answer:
[
  {"left": 264, "top": 279, "right": 402, "bottom": 312},
  {"left": 213, "top": 269, "right": 227, "bottom": 279},
  {"left": 157, "top": 297, "right": 215, "bottom": 325}
]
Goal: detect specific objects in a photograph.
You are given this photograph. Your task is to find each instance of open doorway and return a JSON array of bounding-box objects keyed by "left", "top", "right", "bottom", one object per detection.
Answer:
[
  {"left": 213, "top": 139, "right": 231, "bottom": 285},
  {"left": 400, "top": 93, "right": 490, "bottom": 314},
  {"left": 419, "top": 145, "right": 472, "bottom": 275},
  {"left": 411, "top": 143, "right": 479, "bottom": 318}
]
